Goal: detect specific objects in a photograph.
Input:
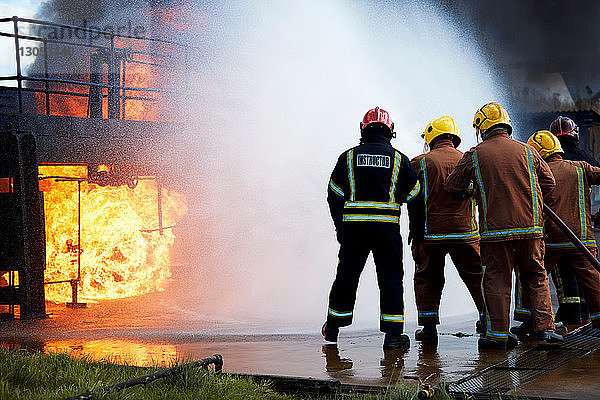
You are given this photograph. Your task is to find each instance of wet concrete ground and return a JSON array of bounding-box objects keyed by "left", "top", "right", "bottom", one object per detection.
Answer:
[{"left": 1, "top": 299, "right": 599, "bottom": 399}]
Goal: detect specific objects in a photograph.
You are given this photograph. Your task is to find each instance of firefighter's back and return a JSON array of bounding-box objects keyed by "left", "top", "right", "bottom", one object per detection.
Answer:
[{"left": 473, "top": 133, "right": 543, "bottom": 240}]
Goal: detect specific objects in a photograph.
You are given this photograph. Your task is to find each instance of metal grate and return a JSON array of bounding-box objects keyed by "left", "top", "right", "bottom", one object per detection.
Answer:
[{"left": 449, "top": 327, "right": 600, "bottom": 395}]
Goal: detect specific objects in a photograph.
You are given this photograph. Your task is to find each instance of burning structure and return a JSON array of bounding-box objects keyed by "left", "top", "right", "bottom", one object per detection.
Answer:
[{"left": 0, "top": 15, "right": 189, "bottom": 319}]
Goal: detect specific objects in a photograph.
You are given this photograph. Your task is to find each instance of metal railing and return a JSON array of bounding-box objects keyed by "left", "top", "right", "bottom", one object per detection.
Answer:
[{"left": 0, "top": 16, "right": 192, "bottom": 120}]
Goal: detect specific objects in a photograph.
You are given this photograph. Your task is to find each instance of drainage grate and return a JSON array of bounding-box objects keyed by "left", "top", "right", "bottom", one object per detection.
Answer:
[{"left": 449, "top": 327, "right": 600, "bottom": 395}]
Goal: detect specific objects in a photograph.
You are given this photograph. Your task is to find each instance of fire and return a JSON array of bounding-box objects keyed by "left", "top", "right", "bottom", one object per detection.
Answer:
[
  {"left": 35, "top": 82, "right": 90, "bottom": 118},
  {"left": 34, "top": 41, "right": 168, "bottom": 121},
  {"left": 39, "top": 165, "right": 187, "bottom": 303}
]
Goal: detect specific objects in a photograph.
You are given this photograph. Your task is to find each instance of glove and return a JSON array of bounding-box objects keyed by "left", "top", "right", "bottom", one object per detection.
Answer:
[{"left": 457, "top": 181, "right": 474, "bottom": 199}]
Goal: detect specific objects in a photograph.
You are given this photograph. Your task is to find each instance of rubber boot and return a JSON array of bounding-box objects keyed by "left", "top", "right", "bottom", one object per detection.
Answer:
[
  {"left": 536, "top": 330, "right": 564, "bottom": 343},
  {"left": 510, "top": 320, "right": 534, "bottom": 338},
  {"left": 478, "top": 333, "right": 518, "bottom": 350},
  {"left": 383, "top": 333, "right": 410, "bottom": 350},
  {"left": 415, "top": 323, "right": 438, "bottom": 343},
  {"left": 322, "top": 322, "right": 339, "bottom": 345}
]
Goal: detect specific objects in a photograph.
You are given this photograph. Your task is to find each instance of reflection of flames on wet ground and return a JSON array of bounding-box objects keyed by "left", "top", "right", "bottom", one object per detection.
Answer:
[
  {"left": 44, "top": 339, "right": 177, "bottom": 366},
  {"left": 39, "top": 165, "right": 187, "bottom": 303}
]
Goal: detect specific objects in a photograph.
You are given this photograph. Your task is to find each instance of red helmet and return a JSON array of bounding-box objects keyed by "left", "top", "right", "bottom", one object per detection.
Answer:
[
  {"left": 550, "top": 116, "right": 579, "bottom": 138},
  {"left": 360, "top": 106, "right": 394, "bottom": 134}
]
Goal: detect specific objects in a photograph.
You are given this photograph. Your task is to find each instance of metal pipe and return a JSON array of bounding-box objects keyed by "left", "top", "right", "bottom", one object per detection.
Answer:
[
  {"left": 544, "top": 203, "right": 600, "bottom": 271},
  {"left": 0, "top": 86, "right": 159, "bottom": 102},
  {"left": 12, "top": 16, "right": 22, "bottom": 113},
  {"left": 64, "top": 355, "right": 223, "bottom": 400}
]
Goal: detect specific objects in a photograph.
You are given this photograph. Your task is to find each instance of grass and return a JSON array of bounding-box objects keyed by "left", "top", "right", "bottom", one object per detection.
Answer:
[{"left": 0, "top": 347, "right": 453, "bottom": 399}]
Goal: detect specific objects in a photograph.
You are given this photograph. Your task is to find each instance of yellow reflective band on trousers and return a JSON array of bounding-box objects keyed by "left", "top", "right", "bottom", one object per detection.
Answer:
[
  {"left": 560, "top": 297, "right": 581, "bottom": 304},
  {"left": 380, "top": 314, "right": 404, "bottom": 322},
  {"left": 328, "top": 308, "right": 352, "bottom": 318}
]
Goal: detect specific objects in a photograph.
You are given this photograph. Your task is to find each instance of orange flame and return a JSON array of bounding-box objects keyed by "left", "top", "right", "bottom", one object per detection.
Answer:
[
  {"left": 39, "top": 165, "right": 187, "bottom": 303},
  {"left": 34, "top": 39, "right": 170, "bottom": 121}
]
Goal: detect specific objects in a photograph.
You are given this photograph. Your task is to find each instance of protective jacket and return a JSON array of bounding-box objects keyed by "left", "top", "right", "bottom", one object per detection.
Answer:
[
  {"left": 327, "top": 135, "right": 421, "bottom": 233},
  {"left": 558, "top": 135, "right": 600, "bottom": 167},
  {"left": 446, "top": 130, "right": 555, "bottom": 242},
  {"left": 544, "top": 154, "right": 600, "bottom": 249},
  {"left": 411, "top": 138, "right": 478, "bottom": 243}
]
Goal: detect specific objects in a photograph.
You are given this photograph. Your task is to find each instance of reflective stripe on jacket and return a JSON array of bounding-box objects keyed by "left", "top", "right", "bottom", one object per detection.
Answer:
[
  {"left": 411, "top": 139, "right": 479, "bottom": 243},
  {"left": 545, "top": 154, "right": 600, "bottom": 249},
  {"left": 445, "top": 131, "right": 555, "bottom": 242},
  {"left": 327, "top": 136, "right": 420, "bottom": 229}
]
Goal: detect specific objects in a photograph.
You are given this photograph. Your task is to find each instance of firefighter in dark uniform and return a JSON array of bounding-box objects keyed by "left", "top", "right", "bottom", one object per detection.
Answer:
[
  {"left": 322, "top": 106, "right": 423, "bottom": 349},
  {"left": 410, "top": 116, "right": 485, "bottom": 343},
  {"left": 545, "top": 116, "right": 600, "bottom": 324}
]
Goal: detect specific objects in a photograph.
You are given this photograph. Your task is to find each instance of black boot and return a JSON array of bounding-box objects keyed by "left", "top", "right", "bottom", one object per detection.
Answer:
[
  {"left": 510, "top": 320, "right": 533, "bottom": 338},
  {"left": 478, "top": 333, "right": 518, "bottom": 350},
  {"left": 478, "top": 337, "right": 508, "bottom": 350},
  {"left": 415, "top": 324, "right": 438, "bottom": 343},
  {"left": 537, "top": 330, "right": 564, "bottom": 343},
  {"left": 322, "top": 322, "right": 339, "bottom": 345},
  {"left": 383, "top": 333, "right": 410, "bottom": 350}
]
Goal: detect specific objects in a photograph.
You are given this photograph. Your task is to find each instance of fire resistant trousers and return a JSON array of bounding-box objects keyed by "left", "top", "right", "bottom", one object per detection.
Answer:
[
  {"left": 414, "top": 242, "right": 484, "bottom": 325},
  {"left": 516, "top": 248, "right": 600, "bottom": 328},
  {"left": 327, "top": 224, "right": 405, "bottom": 334},
  {"left": 515, "top": 262, "right": 583, "bottom": 324},
  {"left": 550, "top": 262, "right": 587, "bottom": 324},
  {"left": 480, "top": 238, "right": 554, "bottom": 342}
]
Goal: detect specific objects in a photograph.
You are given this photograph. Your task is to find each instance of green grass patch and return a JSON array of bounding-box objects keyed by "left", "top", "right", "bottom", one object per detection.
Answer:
[{"left": 0, "top": 346, "right": 453, "bottom": 399}]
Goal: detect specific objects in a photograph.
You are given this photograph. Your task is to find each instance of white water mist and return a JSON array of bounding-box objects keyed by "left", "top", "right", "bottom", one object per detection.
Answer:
[{"left": 174, "top": 0, "right": 507, "bottom": 333}]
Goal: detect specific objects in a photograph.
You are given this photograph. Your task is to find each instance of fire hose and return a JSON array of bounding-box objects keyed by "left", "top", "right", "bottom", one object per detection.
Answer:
[
  {"left": 64, "top": 354, "right": 223, "bottom": 400},
  {"left": 543, "top": 203, "right": 600, "bottom": 272}
]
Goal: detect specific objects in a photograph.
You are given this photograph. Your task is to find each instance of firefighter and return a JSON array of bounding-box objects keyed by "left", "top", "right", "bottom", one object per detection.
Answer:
[
  {"left": 323, "top": 106, "right": 424, "bottom": 350},
  {"left": 548, "top": 116, "right": 600, "bottom": 324},
  {"left": 445, "top": 102, "right": 563, "bottom": 350},
  {"left": 551, "top": 116, "right": 600, "bottom": 167},
  {"left": 409, "top": 116, "right": 485, "bottom": 343},
  {"left": 512, "top": 131, "right": 600, "bottom": 336}
]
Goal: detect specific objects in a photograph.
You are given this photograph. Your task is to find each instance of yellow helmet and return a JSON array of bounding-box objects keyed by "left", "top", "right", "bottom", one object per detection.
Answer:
[
  {"left": 527, "top": 130, "right": 563, "bottom": 159},
  {"left": 473, "top": 102, "right": 512, "bottom": 138},
  {"left": 422, "top": 116, "right": 461, "bottom": 147}
]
